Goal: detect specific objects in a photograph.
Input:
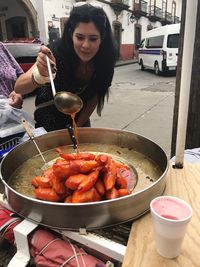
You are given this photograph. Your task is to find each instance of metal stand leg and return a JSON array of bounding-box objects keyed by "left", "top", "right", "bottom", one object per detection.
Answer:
[{"left": 7, "top": 219, "right": 38, "bottom": 267}]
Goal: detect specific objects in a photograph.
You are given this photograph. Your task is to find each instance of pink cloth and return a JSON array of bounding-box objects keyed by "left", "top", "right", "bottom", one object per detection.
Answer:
[
  {"left": 0, "top": 205, "right": 106, "bottom": 266},
  {"left": 0, "top": 206, "right": 21, "bottom": 245},
  {"left": 30, "top": 229, "right": 106, "bottom": 267}
]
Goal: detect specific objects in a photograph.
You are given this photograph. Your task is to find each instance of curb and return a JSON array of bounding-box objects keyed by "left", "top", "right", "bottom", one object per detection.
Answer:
[{"left": 115, "top": 60, "right": 138, "bottom": 67}]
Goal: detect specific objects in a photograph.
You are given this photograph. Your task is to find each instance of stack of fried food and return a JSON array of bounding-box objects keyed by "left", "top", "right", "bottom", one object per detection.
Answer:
[{"left": 32, "top": 152, "right": 133, "bottom": 203}]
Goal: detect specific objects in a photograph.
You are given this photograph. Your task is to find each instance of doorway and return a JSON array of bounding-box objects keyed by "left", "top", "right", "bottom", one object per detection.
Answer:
[
  {"left": 134, "top": 24, "right": 141, "bottom": 59},
  {"left": 113, "top": 21, "right": 122, "bottom": 60},
  {"left": 6, "top": 16, "right": 28, "bottom": 40}
]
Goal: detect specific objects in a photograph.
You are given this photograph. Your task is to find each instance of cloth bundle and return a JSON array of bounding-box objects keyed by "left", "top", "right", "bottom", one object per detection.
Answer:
[
  {"left": 0, "top": 207, "right": 21, "bottom": 245},
  {"left": 30, "top": 229, "right": 106, "bottom": 267},
  {"left": 0, "top": 205, "right": 106, "bottom": 267}
]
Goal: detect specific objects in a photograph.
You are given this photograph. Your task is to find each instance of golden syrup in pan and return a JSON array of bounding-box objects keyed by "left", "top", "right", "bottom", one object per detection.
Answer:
[{"left": 9, "top": 144, "right": 162, "bottom": 198}]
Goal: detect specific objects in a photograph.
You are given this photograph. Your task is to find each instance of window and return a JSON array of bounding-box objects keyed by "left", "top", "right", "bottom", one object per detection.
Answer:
[
  {"left": 146, "top": 35, "right": 164, "bottom": 48},
  {"left": 113, "top": 21, "right": 122, "bottom": 60},
  {"left": 140, "top": 39, "right": 145, "bottom": 48},
  {"left": 172, "top": 1, "right": 176, "bottom": 23},
  {"left": 60, "top": 17, "right": 68, "bottom": 35},
  {"left": 162, "top": 0, "right": 167, "bottom": 19},
  {"left": 167, "top": 33, "right": 179, "bottom": 48},
  {"left": 150, "top": 0, "right": 156, "bottom": 6},
  {"left": 135, "top": 24, "right": 141, "bottom": 48},
  {"left": 6, "top": 16, "right": 28, "bottom": 40},
  {"left": 172, "top": 1, "right": 176, "bottom": 18}
]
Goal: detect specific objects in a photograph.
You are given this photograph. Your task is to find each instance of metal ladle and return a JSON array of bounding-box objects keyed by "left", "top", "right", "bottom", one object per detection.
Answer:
[{"left": 46, "top": 56, "right": 83, "bottom": 115}]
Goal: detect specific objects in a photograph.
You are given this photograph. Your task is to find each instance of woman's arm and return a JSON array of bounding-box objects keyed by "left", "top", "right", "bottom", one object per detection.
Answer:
[
  {"left": 14, "top": 46, "right": 56, "bottom": 96},
  {"left": 14, "top": 64, "right": 37, "bottom": 95},
  {"left": 8, "top": 91, "right": 23, "bottom": 109},
  {"left": 76, "top": 96, "right": 98, "bottom": 127}
]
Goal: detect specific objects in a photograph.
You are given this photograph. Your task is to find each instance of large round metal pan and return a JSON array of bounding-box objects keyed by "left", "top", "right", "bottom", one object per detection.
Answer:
[{"left": 0, "top": 128, "right": 168, "bottom": 230}]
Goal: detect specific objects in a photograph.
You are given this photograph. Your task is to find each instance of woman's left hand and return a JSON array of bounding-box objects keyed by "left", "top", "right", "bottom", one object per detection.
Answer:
[{"left": 8, "top": 91, "right": 23, "bottom": 109}]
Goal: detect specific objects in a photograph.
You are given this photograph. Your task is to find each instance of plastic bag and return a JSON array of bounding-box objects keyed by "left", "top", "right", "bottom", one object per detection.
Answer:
[
  {"left": 19, "top": 127, "right": 47, "bottom": 143},
  {"left": 0, "top": 95, "right": 35, "bottom": 138}
]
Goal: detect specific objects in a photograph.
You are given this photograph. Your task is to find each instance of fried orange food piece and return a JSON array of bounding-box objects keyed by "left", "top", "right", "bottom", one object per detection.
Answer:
[
  {"left": 106, "top": 187, "right": 119, "bottom": 200},
  {"left": 53, "top": 160, "right": 76, "bottom": 179},
  {"left": 118, "top": 188, "right": 130, "bottom": 197},
  {"left": 43, "top": 167, "right": 57, "bottom": 179},
  {"left": 103, "top": 159, "right": 117, "bottom": 191},
  {"left": 72, "top": 187, "right": 97, "bottom": 203},
  {"left": 35, "top": 188, "right": 61, "bottom": 202},
  {"left": 95, "top": 154, "right": 109, "bottom": 165},
  {"left": 69, "top": 159, "right": 99, "bottom": 173},
  {"left": 95, "top": 178, "right": 106, "bottom": 196},
  {"left": 116, "top": 176, "right": 128, "bottom": 189},
  {"left": 65, "top": 174, "right": 87, "bottom": 190},
  {"left": 51, "top": 177, "right": 66, "bottom": 195},
  {"left": 64, "top": 195, "right": 72, "bottom": 203},
  {"left": 60, "top": 152, "right": 96, "bottom": 161},
  {"left": 78, "top": 170, "right": 99, "bottom": 192},
  {"left": 32, "top": 176, "right": 52, "bottom": 188},
  {"left": 93, "top": 187, "right": 102, "bottom": 201}
]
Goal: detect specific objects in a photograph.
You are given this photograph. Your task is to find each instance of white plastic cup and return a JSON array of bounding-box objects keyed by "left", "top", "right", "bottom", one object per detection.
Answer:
[{"left": 150, "top": 196, "right": 192, "bottom": 259}]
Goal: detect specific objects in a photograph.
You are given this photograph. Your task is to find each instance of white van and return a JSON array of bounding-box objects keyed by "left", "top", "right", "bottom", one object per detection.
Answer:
[{"left": 138, "top": 23, "right": 180, "bottom": 75}]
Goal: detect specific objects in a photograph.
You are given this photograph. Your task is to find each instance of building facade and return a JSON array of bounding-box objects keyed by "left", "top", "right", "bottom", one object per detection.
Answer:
[{"left": 0, "top": 0, "right": 182, "bottom": 60}]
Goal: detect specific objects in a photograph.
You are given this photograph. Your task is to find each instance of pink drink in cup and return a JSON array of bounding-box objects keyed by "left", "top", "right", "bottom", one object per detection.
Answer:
[{"left": 150, "top": 196, "right": 192, "bottom": 258}]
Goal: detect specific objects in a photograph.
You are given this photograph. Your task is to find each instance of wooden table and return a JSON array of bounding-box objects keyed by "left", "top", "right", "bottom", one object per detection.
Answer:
[{"left": 122, "top": 162, "right": 200, "bottom": 267}]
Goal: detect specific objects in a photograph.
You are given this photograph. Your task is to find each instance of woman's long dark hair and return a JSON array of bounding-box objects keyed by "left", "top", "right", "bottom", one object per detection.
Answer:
[{"left": 53, "top": 4, "right": 117, "bottom": 115}]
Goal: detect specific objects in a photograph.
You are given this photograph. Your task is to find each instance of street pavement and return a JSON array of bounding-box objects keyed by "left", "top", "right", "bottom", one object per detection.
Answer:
[{"left": 23, "top": 62, "right": 175, "bottom": 158}]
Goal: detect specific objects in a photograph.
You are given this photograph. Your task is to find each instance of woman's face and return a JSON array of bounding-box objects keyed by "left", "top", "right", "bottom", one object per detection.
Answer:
[{"left": 72, "top": 22, "right": 101, "bottom": 63}]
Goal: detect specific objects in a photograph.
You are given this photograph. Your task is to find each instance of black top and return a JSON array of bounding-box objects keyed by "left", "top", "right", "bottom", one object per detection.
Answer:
[{"left": 34, "top": 56, "right": 113, "bottom": 132}]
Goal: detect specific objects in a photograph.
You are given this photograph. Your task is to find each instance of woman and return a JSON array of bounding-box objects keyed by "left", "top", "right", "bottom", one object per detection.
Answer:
[
  {"left": 0, "top": 42, "right": 31, "bottom": 149},
  {"left": 15, "top": 3, "right": 116, "bottom": 132},
  {"left": 0, "top": 42, "right": 23, "bottom": 108}
]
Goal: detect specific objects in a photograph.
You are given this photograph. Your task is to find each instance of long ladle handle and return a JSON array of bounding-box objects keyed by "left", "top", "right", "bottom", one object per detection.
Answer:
[
  {"left": 67, "top": 124, "right": 77, "bottom": 150},
  {"left": 46, "top": 55, "right": 56, "bottom": 96},
  {"left": 21, "top": 117, "right": 33, "bottom": 139},
  {"left": 21, "top": 117, "right": 46, "bottom": 163}
]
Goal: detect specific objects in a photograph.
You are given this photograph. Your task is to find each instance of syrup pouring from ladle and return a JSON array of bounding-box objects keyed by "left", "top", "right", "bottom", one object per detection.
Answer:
[{"left": 46, "top": 55, "right": 83, "bottom": 150}]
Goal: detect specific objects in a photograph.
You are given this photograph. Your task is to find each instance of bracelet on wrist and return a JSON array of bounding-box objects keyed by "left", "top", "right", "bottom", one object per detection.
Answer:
[
  {"left": 31, "top": 73, "right": 42, "bottom": 87},
  {"left": 32, "top": 66, "right": 56, "bottom": 86}
]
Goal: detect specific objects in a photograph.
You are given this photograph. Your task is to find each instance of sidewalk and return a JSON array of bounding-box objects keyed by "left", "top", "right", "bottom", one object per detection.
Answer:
[{"left": 115, "top": 59, "right": 138, "bottom": 67}]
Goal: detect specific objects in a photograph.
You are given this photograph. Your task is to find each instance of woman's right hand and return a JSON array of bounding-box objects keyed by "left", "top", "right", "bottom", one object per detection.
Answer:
[{"left": 36, "top": 45, "right": 57, "bottom": 77}]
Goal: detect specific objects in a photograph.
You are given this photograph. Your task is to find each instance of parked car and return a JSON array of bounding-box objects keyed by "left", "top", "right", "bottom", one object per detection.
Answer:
[
  {"left": 3, "top": 38, "right": 41, "bottom": 72},
  {"left": 138, "top": 24, "right": 180, "bottom": 75}
]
